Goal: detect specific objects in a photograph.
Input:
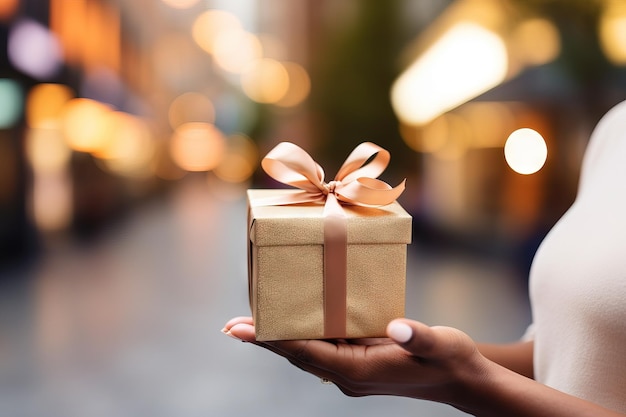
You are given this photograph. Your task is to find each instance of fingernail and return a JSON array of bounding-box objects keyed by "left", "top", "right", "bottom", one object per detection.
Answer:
[
  {"left": 388, "top": 322, "right": 412, "bottom": 343},
  {"left": 221, "top": 328, "right": 242, "bottom": 341}
]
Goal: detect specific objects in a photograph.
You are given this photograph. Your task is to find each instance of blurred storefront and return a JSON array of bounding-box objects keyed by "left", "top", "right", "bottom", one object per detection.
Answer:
[
  {"left": 2, "top": 1, "right": 626, "bottom": 416},
  {"left": 1, "top": 0, "right": 626, "bottom": 270}
]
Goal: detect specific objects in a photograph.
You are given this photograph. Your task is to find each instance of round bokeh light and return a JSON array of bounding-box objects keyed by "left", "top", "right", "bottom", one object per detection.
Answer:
[{"left": 504, "top": 128, "right": 547, "bottom": 175}]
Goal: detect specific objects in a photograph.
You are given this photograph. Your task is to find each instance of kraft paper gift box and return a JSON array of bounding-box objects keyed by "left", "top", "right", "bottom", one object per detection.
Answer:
[{"left": 247, "top": 188, "right": 412, "bottom": 341}]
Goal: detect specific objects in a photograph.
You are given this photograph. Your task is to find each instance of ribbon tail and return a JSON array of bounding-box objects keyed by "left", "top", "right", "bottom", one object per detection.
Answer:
[
  {"left": 322, "top": 193, "right": 347, "bottom": 338},
  {"left": 337, "top": 178, "right": 406, "bottom": 206}
]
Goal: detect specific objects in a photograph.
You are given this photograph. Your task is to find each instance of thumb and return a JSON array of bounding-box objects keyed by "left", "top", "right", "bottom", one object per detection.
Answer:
[{"left": 386, "top": 319, "right": 469, "bottom": 361}]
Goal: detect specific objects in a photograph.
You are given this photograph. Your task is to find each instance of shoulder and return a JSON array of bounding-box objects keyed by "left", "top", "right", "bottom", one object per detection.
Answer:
[{"left": 578, "top": 100, "right": 626, "bottom": 192}]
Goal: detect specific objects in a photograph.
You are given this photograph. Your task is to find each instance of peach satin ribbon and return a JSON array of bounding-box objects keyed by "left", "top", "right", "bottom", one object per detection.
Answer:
[{"left": 258, "top": 142, "right": 405, "bottom": 338}]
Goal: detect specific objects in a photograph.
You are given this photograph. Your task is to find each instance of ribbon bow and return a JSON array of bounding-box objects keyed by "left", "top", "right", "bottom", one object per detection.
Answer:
[
  {"left": 258, "top": 141, "right": 405, "bottom": 338},
  {"left": 260, "top": 141, "right": 406, "bottom": 207}
]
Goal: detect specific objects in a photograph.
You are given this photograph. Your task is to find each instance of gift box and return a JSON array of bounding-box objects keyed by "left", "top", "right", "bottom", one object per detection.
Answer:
[
  {"left": 247, "top": 142, "right": 412, "bottom": 341},
  {"left": 248, "top": 189, "right": 411, "bottom": 341}
]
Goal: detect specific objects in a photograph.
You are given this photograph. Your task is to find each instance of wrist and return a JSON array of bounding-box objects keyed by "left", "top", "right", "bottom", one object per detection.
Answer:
[{"left": 449, "top": 354, "right": 515, "bottom": 416}]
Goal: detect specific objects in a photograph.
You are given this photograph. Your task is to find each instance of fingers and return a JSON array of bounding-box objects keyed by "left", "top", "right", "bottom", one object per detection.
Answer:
[
  {"left": 222, "top": 316, "right": 253, "bottom": 331},
  {"left": 387, "top": 319, "right": 473, "bottom": 361},
  {"left": 220, "top": 317, "right": 330, "bottom": 363},
  {"left": 223, "top": 316, "right": 472, "bottom": 366},
  {"left": 222, "top": 317, "right": 256, "bottom": 342},
  {"left": 226, "top": 323, "right": 257, "bottom": 342}
]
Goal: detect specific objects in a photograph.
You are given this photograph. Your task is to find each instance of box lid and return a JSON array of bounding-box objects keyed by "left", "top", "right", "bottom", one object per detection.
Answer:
[{"left": 248, "top": 189, "right": 412, "bottom": 246}]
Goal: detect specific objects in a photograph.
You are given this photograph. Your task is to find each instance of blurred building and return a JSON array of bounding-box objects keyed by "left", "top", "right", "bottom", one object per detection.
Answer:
[
  {"left": 1, "top": 0, "right": 626, "bottom": 274},
  {"left": 3, "top": 1, "right": 626, "bottom": 416}
]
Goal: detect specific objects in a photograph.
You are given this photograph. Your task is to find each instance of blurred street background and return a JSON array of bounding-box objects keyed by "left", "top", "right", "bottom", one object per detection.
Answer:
[{"left": 1, "top": 0, "right": 626, "bottom": 415}]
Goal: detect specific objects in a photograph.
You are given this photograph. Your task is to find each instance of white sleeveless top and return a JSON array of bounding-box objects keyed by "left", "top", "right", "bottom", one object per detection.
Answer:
[{"left": 527, "top": 100, "right": 626, "bottom": 413}]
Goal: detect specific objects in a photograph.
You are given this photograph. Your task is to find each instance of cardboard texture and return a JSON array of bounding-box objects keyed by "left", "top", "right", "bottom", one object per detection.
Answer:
[{"left": 248, "top": 189, "right": 412, "bottom": 341}]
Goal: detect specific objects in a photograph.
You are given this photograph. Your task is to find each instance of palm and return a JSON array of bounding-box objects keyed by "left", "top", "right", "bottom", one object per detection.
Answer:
[{"left": 224, "top": 317, "right": 480, "bottom": 400}]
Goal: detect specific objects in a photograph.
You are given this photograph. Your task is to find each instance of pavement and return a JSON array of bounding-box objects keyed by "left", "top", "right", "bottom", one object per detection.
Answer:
[{"left": 0, "top": 176, "right": 531, "bottom": 417}]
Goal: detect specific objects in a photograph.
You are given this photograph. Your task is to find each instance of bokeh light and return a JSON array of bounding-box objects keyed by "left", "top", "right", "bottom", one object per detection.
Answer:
[
  {"left": 25, "top": 123, "right": 72, "bottom": 174},
  {"left": 240, "top": 58, "right": 289, "bottom": 104},
  {"left": 8, "top": 19, "right": 63, "bottom": 80},
  {"left": 275, "top": 61, "right": 311, "bottom": 107},
  {"left": 170, "top": 122, "right": 226, "bottom": 172},
  {"left": 213, "top": 133, "right": 258, "bottom": 183},
  {"left": 27, "top": 83, "right": 74, "bottom": 128},
  {"left": 168, "top": 92, "right": 216, "bottom": 130},
  {"left": 391, "top": 22, "right": 508, "bottom": 126},
  {"left": 599, "top": 0, "right": 626, "bottom": 65},
  {"left": 213, "top": 30, "right": 263, "bottom": 74},
  {"left": 30, "top": 172, "right": 73, "bottom": 232},
  {"left": 61, "top": 98, "right": 111, "bottom": 153},
  {"left": 0, "top": 78, "right": 23, "bottom": 129},
  {"left": 25, "top": 121, "right": 73, "bottom": 232},
  {"left": 504, "top": 128, "right": 547, "bottom": 174},
  {"left": 192, "top": 10, "right": 243, "bottom": 55},
  {"left": 93, "top": 112, "right": 155, "bottom": 178},
  {"left": 512, "top": 18, "right": 560, "bottom": 67}
]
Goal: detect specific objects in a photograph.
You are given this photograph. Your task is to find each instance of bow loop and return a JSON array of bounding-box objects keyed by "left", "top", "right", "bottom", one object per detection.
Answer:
[
  {"left": 261, "top": 142, "right": 326, "bottom": 195},
  {"left": 260, "top": 141, "right": 405, "bottom": 207},
  {"left": 335, "top": 142, "right": 391, "bottom": 184}
]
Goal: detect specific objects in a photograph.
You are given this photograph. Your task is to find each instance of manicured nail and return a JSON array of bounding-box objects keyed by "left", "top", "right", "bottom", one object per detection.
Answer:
[
  {"left": 221, "top": 328, "right": 242, "bottom": 341},
  {"left": 388, "top": 322, "right": 412, "bottom": 343}
]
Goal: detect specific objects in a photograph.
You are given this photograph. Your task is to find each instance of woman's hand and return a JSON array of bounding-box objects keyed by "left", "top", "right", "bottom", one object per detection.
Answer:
[
  {"left": 222, "top": 317, "right": 626, "bottom": 416},
  {"left": 222, "top": 316, "right": 490, "bottom": 405}
]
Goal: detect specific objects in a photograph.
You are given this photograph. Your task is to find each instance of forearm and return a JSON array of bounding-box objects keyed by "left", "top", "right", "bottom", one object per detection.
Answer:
[
  {"left": 476, "top": 340, "right": 534, "bottom": 379},
  {"left": 457, "top": 360, "right": 624, "bottom": 417}
]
